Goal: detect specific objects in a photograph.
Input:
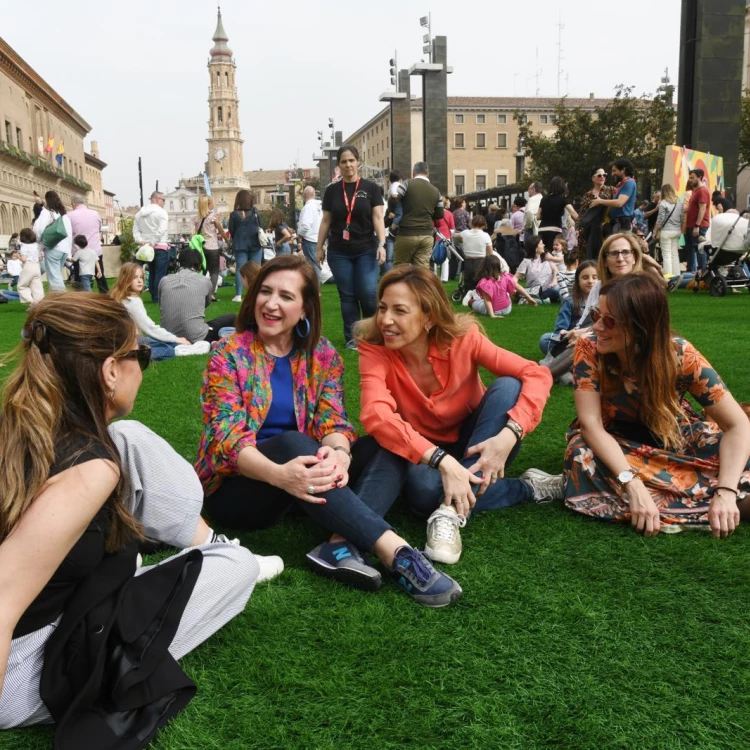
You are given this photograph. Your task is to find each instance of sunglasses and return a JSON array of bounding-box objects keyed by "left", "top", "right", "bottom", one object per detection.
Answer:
[
  {"left": 590, "top": 307, "right": 618, "bottom": 330},
  {"left": 594, "top": 173, "right": 606, "bottom": 178},
  {"left": 606, "top": 249, "right": 633, "bottom": 259},
  {"left": 119, "top": 344, "right": 151, "bottom": 371}
]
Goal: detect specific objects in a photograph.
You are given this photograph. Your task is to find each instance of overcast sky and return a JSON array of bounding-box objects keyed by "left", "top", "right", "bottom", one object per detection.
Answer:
[{"left": 3, "top": 0, "right": 681, "bottom": 205}]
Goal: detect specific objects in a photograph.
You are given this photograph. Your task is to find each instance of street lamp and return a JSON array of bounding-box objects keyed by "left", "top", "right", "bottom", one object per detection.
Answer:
[{"left": 419, "top": 14, "right": 432, "bottom": 62}]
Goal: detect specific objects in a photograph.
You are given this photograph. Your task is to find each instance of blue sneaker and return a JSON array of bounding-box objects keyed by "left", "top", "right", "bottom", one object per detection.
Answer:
[
  {"left": 306, "top": 541, "right": 382, "bottom": 591},
  {"left": 389, "top": 546, "right": 462, "bottom": 608}
]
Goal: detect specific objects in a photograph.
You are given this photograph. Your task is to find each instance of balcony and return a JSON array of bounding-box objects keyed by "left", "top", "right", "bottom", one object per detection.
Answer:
[{"left": 0, "top": 140, "right": 92, "bottom": 192}]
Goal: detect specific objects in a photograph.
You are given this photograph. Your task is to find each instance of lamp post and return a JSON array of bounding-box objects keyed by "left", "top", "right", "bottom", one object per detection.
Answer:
[{"left": 420, "top": 14, "right": 432, "bottom": 62}]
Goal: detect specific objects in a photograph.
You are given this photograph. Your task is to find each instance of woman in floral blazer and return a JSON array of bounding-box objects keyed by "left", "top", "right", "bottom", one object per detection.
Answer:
[
  {"left": 562, "top": 273, "right": 750, "bottom": 537},
  {"left": 195, "top": 255, "right": 461, "bottom": 607}
]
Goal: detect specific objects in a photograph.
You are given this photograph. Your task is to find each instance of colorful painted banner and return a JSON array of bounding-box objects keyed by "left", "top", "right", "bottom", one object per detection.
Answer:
[{"left": 662, "top": 146, "right": 724, "bottom": 198}]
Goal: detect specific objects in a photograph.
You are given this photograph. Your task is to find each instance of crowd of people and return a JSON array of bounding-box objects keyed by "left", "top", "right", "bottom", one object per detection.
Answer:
[{"left": 1, "top": 150, "right": 750, "bottom": 747}]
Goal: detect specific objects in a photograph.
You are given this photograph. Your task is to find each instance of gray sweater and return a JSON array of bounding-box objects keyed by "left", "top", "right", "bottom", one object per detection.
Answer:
[{"left": 656, "top": 199, "right": 684, "bottom": 232}]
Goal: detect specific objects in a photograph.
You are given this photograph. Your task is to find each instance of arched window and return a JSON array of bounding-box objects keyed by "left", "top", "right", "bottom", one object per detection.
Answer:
[
  {"left": 169, "top": 201, "right": 174, "bottom": 210},
  {"left": 216, "top": 72, "right": 221, "bottom": 86},
  {"left": 218, "top": 106, "right": 223, "bottom": 123},
  {"left": 181, "top": 199, "right": 186, "bottom": 210},
  {"left": 225, "top": 71, "right": 229, "bottom": 86},
  {"left": 227, "top": 108, "right": 232, "bottom": 121}
]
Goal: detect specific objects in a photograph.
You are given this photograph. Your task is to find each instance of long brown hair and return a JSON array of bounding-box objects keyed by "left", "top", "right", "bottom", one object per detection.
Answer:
[
  {"left": 354, "top": 265, "right": 479, "bottom": 350},
  {"left": 598, "top": 274, "right": 684, "bottom": 450},
  {"left": 572, "top": 260, "right": 597, "bottom": 315},
  {"left": 597, "top": 232, "right": 644, "bottom": 282},
  {"left": 110, "top": 262, "right": 143, "bottom": 302},
  {"left": 0, "top": 293, "right": 142, "bottom": 550},
  {"left": 236, "top": 254, "right": 322, "bottom": 352}
]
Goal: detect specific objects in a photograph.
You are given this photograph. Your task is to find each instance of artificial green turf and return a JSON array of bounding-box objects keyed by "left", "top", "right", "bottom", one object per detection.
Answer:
[{"left": 1, "top": 281, "right": 749, "bottom": 750}]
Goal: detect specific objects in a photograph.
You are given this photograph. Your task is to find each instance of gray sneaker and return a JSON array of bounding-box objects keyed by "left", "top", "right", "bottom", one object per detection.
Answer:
[{"left": 520, "top": 468, "right": 565, "bottom": 502}]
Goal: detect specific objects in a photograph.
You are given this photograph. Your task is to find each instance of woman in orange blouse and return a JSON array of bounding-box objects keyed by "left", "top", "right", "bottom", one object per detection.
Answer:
[
  {"left": 356, "top": 265, "right": 558, "bottom": 566},
  {"left": 196, "top": 255, "right": 461, "bottom": 607}
]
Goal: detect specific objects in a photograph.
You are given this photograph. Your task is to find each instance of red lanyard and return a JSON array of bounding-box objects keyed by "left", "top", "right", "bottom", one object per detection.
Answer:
[{"left": 342, "top": 179, "right": 360, "bottom": 229}]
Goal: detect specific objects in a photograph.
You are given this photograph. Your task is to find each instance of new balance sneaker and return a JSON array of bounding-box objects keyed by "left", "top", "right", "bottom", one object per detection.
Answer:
[
  {"left": 389, "top": 546, "right": 462, "bottom": 608},
  {"left": 306, "top": 541, "right": 382, "bottom": 591},
  {"left": 255, "top": 554, "right": 285, "bottom": 582},
  {"left": 174, "top": 340, "right": 211, "bottom": 356},
  {"left": 424, "top": 505, "right": 467, "bottom": 565},
  {"left": 520, "top": 468, "right": 565, "bottom": 502}
]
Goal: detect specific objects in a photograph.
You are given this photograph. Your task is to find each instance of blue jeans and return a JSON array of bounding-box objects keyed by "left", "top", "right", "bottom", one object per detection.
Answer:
[
  {"left": 80, "top": 274, "right": 93, "bottom": 292},
  {"left": 43, "top": 247, "right": 68, "bottom": 292},
  {"left": 149, "top": 249, "right": 170, "bottom": 303},
  {"left": 383, "top": 236, "right": 395, "bottom": 275},
  {"left": 1, "top": 290, "right": 20, "bottom": 300},
  {"left": 327, "top": 246, "right": 379, "bottom": 344},
  {"left": 10, "top": 275, "right": 18, "bottom": 290},
  {"left": 276, "top": 242, "right": 292, "bottom": 256},
  {"left": 233, "top": 248, "right": 263, "bottom": 295},
  {"left": 205, "top": 433, "right": 406, "bottom": 552},
  {"left": 392, "top": 200, "right": 403, "bottom": 227},
  {"left": 140, "top": 336, "right": 176, "bottom": 361},
  {"left": 402, "top": 377, "right": 534, "bottom": 515},
  {"left": 301, "top": 239, "right": 322, "bottom": 281},
  {"left": 539, "top": 285, "right": 561, "bottom": 303},
  {"left": 685, "top": 228, "right": 707, "bottom": 272},
  {"left": 539, "top": 333, "right": 554, "bottom": 354}
]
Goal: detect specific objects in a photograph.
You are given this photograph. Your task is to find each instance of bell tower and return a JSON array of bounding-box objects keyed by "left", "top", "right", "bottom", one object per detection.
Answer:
[{"left": 206, "top": 8, "right": 244, "bottom": 181}]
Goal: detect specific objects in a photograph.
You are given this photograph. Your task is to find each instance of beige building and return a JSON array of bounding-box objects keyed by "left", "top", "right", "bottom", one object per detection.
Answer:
[
  {"left": 84, "top": 140, "right": 107, "bottom": 228},
  {"left": 0, "top": 36, "right": 94, "bottom": 241},
  {"left": 345, "top": 96, "right": 612, "bottom": 195}
]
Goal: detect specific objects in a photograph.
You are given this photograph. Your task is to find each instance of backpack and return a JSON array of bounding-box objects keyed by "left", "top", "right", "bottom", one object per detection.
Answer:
[
  {"left": 499, "top": 236, "right": 524, "bottom": 274},
  {"left": 431, "top": 239, "right": 448, "bottom": 265}
]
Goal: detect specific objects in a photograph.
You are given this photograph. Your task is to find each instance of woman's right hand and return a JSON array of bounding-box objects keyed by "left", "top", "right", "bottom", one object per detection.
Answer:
[
  {"left": 316, "top": 247, "right": 325, "bottom": 268},
  {"left": 627, "top": 480, "right": 660, "bottom": 536},
  {"left": 176, "top": 337, "right": 191, "bottom": 346},
  {"left": 438, "top": 455, "right": 484, "bottom": 517},
  {"left": 271, "top": 455, "right": 340, "bottom": 504}
]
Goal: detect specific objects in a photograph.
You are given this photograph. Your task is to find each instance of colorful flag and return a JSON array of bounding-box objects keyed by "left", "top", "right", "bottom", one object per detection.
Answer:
[
  {"left": 202, "top": 171, "right": 212, "bottom": 196},
  {"left": 55, "top": 139, "right": 64, "bottom": 165},
  {"left": 44, "top": 135, "right": 54, "bottom": 153}
]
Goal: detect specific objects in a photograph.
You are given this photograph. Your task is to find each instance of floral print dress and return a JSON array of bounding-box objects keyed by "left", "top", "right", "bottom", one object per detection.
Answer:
[{"left": 564, "top": 335, "right": 750, "bottom": 526}]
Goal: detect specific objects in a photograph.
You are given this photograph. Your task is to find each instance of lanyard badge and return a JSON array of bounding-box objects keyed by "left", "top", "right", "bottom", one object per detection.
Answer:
[{"left": 342, "top": 179, "right": 360, "bottom": 241}]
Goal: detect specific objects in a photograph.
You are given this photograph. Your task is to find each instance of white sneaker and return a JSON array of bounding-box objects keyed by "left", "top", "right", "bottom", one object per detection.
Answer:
[
  {"left": 255, "top": 554, "right": 285, "bottom": 582},
  {"left": 558, "top": 372, "right": 574, "bottom": 386},
  {"left": 520, "top": 469, "right": 565, "bottom": 502},
  {"left": 424, "top": 505, "right": 467, "bottom": 565},
  {"left": 174, "top": 340, "right": 211, "bottom": 356},
  {"left": 232, "top": 295, "right": 242, "bottom": 302}
]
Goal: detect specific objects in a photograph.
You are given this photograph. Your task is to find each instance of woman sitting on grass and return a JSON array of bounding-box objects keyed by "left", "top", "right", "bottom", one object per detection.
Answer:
[
  {"left": 562, "top": 273, "right": 750, "bottom": 536},
  {"left": 470, "top": 254, "right": 537, "bottom": 317},
  {"left": 355, "top": 265, "right": 558, "bottom": 568},
  {"left": 110, "top": 262, "right": 210, "bottom": 360},
  {"left": 0, "top": 293, "right": 276, "bottom": 741},
  {"left": 515, "top": 234, "right": 560, "bottom": 304},
  {"left": 195, "top": 255, "right": 461, "bottom": 608}
]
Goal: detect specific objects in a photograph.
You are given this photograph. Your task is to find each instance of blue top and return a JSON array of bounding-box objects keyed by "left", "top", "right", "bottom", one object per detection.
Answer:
[
  {"left": 227, "top": 208, "right": 263, "bottom": 251},
  {"left": 256, "top": 353, "right": 297, "bottom": 441},
  {"left": 553, "top": 297, "right": 581, "bottom": 335},
  {"left": 610, "top": 178, "right": 637, "bottom": 219}
]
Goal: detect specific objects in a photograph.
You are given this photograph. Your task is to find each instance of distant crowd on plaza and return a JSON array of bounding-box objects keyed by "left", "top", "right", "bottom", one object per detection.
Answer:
[{"left": 1, "top": 146, "right": 750, "bottom": 748}]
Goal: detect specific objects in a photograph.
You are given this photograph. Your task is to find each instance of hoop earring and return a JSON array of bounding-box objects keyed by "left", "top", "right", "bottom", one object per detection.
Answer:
[{"left": 295, "top": 317, "right": 311, "bottom": 338}]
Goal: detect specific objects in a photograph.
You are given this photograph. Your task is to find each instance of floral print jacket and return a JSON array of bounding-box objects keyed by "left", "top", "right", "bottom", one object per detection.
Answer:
[{"left": 195, "top": 329, "right": 357, "bottom": 496}]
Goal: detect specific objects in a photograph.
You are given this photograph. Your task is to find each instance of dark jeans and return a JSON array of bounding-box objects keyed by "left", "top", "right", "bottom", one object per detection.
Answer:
[
  {"left": 327, "top": 246, "right": 379, "bottom": 344},
  {"left": 149, "top": 249, "right": 170, "bottom": 303},
  {"left": 96, "top": 255, "right": 108, "bottom": 292},
  {"left": 205, "top": 433, "right": 406, "bottom": 552},
  {"left": 685, "top": 227, "right": 707, "bottom": 272},
  {"left": 610, "top": 216, "right": 633, "bottom": 234},
  {"left": 205, "top": 313, "right": 238, "bottom": 343},
  {"left": 402, "top": 377, "right": 534, "bottom": 515}
]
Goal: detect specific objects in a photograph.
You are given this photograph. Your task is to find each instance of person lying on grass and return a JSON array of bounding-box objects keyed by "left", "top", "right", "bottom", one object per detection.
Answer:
[
  {"left": 560, "top": 272, "right": 750, "bottom": 537},
  {"left": 355, "top": 264, "right": 559, "bottom": 569},
  {"left": 0, "top": 293, "right": 279, "bottom": 744},
  {"left": 195, "top": 254, "right": 462, "bottom": 608}
]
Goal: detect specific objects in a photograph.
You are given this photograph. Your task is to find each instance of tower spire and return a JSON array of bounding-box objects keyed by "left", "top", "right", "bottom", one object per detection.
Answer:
[{"left": 210, "top": 6, "right": 232, "bottom": 59}]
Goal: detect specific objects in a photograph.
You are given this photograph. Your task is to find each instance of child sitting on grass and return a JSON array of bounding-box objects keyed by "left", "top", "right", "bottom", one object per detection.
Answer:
[
  {"left": 557, "top": 250, "right": 579, "bottom": 302},
  {"left": 6, "top": 250, "right": 22, "bottom": 290},
  {"left": 546, "top": 235, "right": 567, "bottom": 274},
  {"left": 470, "top": 254, "right": 537, "bottom": 317},
  {"left": 515, "top": 234, "right": 560, "bottom": 304}
]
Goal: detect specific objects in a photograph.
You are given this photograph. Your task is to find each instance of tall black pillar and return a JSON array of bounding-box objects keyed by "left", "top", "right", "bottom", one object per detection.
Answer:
[
  {"left": 421, "top": 36, "right": 449, "bottom": 196},
  {"left": 380, "top": 70, "right": 412, "bottom": 179},
  {"left": 677, "top": 0, "right": 745, "bottom": 197}
]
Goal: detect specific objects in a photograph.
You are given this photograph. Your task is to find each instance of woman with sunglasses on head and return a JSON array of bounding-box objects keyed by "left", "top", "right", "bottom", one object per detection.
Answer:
[
  {"left": 563, "top": 273, "right": 750, "bottom": 537},
  {"left": 575, "top": 167, "right": 614, "bottom": 261},
  {"left": 0, "top": 293, "right": 276, "bottom": 742}
]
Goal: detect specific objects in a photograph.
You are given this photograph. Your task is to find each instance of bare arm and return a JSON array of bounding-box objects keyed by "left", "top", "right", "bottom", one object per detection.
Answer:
[
  {"left": 316, "top": 211, "right": 332, "bottom": 265},
  {"left": 214, "top": 216, "right": 228, "bottom": 243},
  {"left": 513, "top": 278, "right": 537, "bottom": 306},
  {"left": 372, "top": 205, "right": 386, "bottom": 265},
  {"left": 594, "top": 194, "right": 629, "bottom": 208},
  {"left": 565, "top": 204, "right": 579, "bottom": 221},
  {"left": 479, "top": 289, "right": 496, "bottom": 318}
]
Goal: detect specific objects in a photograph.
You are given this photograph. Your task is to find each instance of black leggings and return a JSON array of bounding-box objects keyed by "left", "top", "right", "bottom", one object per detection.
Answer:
[{"left": 204, "top": 314, "right": 237, "bottom": 343}]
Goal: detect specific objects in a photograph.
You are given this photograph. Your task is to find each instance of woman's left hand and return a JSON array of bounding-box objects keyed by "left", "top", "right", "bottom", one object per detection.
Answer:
[
  {"left": 376, "top": 246, "right": 386, "bottom": 266},
  {"left": 708, "top": 491, "right": 740, "bottom": 538},
  {"left": 316, "top": 445, "right": 350, "bottom": 489},
  {"left": 464, "top": 430, "right": 517, "bottom": 496}
]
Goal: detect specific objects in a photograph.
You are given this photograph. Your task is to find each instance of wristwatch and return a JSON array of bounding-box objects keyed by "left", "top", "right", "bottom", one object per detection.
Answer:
[{"left": 617, "top": 468, "right": 639, "bottom": 486}]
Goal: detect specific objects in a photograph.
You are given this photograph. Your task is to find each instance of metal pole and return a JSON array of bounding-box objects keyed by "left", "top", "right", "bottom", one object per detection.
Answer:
[{"left": 138, "top": 157, "right": 144, "bottom": 207}]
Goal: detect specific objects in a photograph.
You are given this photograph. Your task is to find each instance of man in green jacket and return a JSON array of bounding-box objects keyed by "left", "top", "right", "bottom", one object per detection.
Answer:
[{"left": 392, "top": 162, "right": 444, "bottom": 266}]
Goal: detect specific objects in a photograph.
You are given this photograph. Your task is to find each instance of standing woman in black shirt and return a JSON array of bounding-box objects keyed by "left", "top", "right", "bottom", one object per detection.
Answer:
[
  {"left": 317, "top": 145, "right": 386, "bottom": 350},
  {"left": 538, "top": 176, "right": 578, "bottom": 252},
  {"left": 0, "top": 294, "right": 277, "bottom": 744}
]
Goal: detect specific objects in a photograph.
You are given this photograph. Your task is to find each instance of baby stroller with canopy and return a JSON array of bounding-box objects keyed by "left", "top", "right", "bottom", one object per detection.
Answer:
[{"left": 695, "top": 213, "right": 750, "bottom": 297}]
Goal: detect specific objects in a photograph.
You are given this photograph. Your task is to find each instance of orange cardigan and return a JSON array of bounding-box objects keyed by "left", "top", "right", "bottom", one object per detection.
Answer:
[{"left": 358, "top": 325, "right": 553, "bottom": 463}]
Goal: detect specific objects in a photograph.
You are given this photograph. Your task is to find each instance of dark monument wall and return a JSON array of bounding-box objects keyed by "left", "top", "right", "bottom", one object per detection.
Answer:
[
  {"left": 392, "top": 70, "right": 413, "bottom": 179},
  {"left": 423, "top": 37, "right": 449, "bottom": 196}
]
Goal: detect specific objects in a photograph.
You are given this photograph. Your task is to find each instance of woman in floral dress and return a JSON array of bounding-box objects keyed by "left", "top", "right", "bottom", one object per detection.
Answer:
[
  {"left": 576, "top": 167, "right": 614, "bottom": 261},
  {"left": 564, "top": 273, "right": 750, "bottom": 537}
]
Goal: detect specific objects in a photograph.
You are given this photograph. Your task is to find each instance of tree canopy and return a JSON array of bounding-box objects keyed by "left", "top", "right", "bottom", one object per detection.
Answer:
[
  {"left": 516, "top": 85, "right": 676, "bottom": 200},
  {"left": 740, "top": 90, "right": 750, "bottom": 173}
]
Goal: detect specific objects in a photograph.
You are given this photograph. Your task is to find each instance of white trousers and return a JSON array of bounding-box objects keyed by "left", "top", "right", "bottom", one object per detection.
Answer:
[{"left": 659, "top": 230, "right": 682, "bottom": 277}]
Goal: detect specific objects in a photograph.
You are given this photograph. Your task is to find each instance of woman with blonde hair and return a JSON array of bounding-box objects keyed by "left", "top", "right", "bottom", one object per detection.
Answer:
[
  {"left": 0, "top": 293, "right": 277, "bottom": 739},
  {"left": 562, "top": 272, "right": 750, "bottom": 536},
  {"left": 355, "top": 265, "right": 556, "bottom": 566},
  {"left": 653, "top": 183, "right": 684, "bottom": 277},
  {"left": 110, "top": 262, "right": 209, "bottom": 360},
  {"left": 195, "top": 194, "right": 229, "bottom": 298}
]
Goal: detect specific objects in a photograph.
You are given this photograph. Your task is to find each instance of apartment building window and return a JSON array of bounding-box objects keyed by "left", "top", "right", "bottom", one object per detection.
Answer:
[
  {"left": 550, "top": 115, "right": 556, "bottom": 123},
  {"left": 496, "top": 174, "right": 508, "bottom": 187},
  {"left": 476, "top": 132, "right": 486, "bottom": 149},
  {"left": 454, "top": 132, "right": 465, "bottom": 148},
  {"left": 16, "top": 128, "right": 22, "bottom": 148},
  {"left": 454, "top": 114, "right": 464, "bottom": 124},
  {"left": 539, "top": 115, "right": 548, "bottom": 124},
  {"left": 455, "top": 174, "right": 465, "bottom": 194},
  {"left": 476, "top": 114, "right": 485, "bottom": 124},
  {"left": 496, "top": 133, "right": 508, "bottom": 149},
  {"left": 475, "top": 174, "right": 487, "bottom": 191},
  {"left": 497, "top": 114, "right": 507, "bottom": 124},
  {"left": 4, "top": 121, "right": 11, "bottom": 144}
]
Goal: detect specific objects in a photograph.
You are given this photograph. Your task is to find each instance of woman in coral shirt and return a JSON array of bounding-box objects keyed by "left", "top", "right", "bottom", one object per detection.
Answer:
[{"left": 356, "top": 265, "right": 557, "bottom": 566}]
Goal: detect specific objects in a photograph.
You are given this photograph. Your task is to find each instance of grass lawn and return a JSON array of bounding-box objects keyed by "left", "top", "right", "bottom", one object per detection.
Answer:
[{"left": 1, "top": 280, "right": 750, "bottom": 750}]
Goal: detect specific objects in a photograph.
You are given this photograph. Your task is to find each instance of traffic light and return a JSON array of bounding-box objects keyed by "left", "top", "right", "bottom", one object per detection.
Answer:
[{"left": 389, "top": 58, "right": 396, "bottom": 86}]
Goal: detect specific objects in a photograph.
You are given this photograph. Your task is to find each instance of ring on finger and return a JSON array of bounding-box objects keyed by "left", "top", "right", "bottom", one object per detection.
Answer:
[{"left": 307, "top": 485, "right": 316, "bottom": 495}]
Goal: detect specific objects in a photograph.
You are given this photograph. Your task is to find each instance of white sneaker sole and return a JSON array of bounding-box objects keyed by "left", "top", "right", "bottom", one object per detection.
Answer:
[{"left": 423, "top": 544, "right": 462, "bottom": 565}]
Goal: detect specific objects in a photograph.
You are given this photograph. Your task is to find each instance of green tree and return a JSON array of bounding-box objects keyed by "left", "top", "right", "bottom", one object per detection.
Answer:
[
  {"left": 516, "top": 85, "right": 676, "bottom": 200},
  {"left": 740, "top": 90, "right": 750, "bottom": 173},
  {"left": 118, "top": 216, "right": 139, "bottom": 265}
]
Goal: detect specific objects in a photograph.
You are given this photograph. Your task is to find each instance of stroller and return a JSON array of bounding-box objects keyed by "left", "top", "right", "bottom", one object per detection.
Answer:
[
  {"left": 694, "top": 213, "right": 750, "bottom": 297},
  {"left": 428, "top": 230, "right": 465, "bottom": 302}
]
